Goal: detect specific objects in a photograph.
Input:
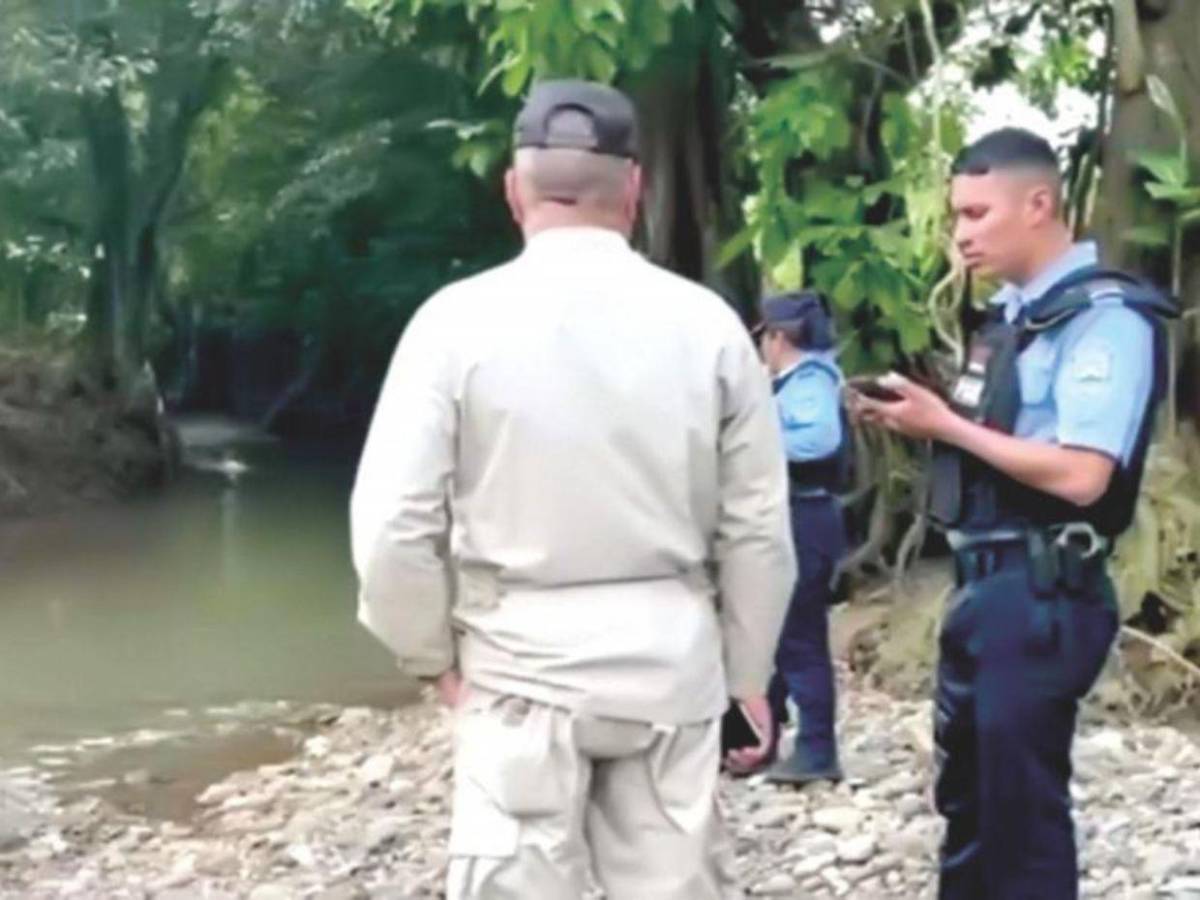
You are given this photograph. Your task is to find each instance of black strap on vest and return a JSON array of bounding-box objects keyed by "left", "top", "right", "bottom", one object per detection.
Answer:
[{"left": 930, "top": 266, "right": 1178, "bottom": 538}]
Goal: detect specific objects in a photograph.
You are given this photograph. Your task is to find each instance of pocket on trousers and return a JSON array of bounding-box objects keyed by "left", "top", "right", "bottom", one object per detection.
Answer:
[
  {"left": 937, "top": 585, "right": 976, "bottom": 656},
  {"left": 454, "top": 694, "right": 564, "bottom": 820},
  {"left": 1065, "top": 596, "right": 1119, "bottom": 698},
  {"left": 646, "top": 720, "right": 720, "bottom": 835},
  {"left": 1023, "top": 598, "right": 1061, "bottom": 657},
  {"left": 447, "top": 769, "right": 521, "bottom": 859}
]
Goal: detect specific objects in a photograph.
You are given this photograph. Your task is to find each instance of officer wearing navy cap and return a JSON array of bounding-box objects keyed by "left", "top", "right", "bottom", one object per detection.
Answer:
[
  {"left": 753, "top": 292, "right": 849, "bottom": 784},
  {"left": 851, "top": 128, "right": 1177, "bottom": 900}
]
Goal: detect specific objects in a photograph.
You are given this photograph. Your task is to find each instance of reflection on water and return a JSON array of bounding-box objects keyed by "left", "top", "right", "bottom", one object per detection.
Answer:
[{"left": 0, "top": 421, "right": 413, "bottom": 772}]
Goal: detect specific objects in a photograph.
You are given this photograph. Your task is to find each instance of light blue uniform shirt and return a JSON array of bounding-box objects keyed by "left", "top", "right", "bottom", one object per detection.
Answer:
[
  {"left": 990, "top": 241, "right": 1154, "bottom": 465},
  {"left": 773, "top": 352, "right": 843, "bottom": 462}
]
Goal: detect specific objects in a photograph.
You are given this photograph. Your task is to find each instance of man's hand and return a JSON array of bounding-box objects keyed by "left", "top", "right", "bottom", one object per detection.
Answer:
[
  {"left": 850, "top": 372, "right": 1118, "bottom": 507},
  {"left": 433, "top": 669, "right": 464, "bottom": 708},
  {"left": 723, "top": 695, "right": 775, "bottom": 775},
  {"left": 850, "top": 372, "right": 956, "bottom": 441}
]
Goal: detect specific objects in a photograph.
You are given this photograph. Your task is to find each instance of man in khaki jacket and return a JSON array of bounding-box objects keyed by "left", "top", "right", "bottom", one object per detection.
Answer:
[{"left": 350, "top": 80, "right": 795, "bottom": 900}]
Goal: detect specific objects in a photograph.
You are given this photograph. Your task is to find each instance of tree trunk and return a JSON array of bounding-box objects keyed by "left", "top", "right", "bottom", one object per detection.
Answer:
[
  {"left": 82, "top": 85, "right": 137, "bottom": 391},
  {"left": 80, "top": 41, "right": 225, "bottom": 398},
  {"left": 1095, "top": 0, "right": 1200, "bottom": 423},
  {"left": 629, "top": 13, "right": 759, "bottom": 321}
]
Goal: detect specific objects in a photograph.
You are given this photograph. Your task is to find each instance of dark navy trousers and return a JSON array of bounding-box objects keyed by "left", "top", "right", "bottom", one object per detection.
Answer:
[
  {"left": 767, "top": 493, "right": 846, "bottom": 766},
  {"left": 935, "top": 542, "right": 1118, "bottom": 900}
]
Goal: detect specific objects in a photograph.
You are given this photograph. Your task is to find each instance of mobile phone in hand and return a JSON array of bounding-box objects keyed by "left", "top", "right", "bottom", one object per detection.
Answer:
[
  {"left": 721, "top": 699, "right": 767, "bottom": 754},
  {"left": 846, "top": 375, "right": 903, "bottom": 403}
]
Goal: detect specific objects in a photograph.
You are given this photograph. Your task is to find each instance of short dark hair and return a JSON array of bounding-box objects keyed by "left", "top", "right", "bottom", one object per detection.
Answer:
[
  {"left": 767, "top": 323, "right": 807, "bottom": 348},
  {"left": 951, "top": 128, "right": 1059, "bottom": 177}
]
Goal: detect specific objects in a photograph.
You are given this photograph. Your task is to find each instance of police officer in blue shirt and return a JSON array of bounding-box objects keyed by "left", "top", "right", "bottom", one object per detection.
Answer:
[
  {"left": 755, "top": 292, "right": 849, "bottom": 784},
  {"left": 852, "top": 128, "right": 1176, "bottom": 900}
]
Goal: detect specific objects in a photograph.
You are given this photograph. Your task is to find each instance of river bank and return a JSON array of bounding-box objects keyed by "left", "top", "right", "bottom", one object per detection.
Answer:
[
  {"left": 3, "top": 678, "right": 1198, "bottom": 900},
  {"left": 0, "top": 344, "right": 172, "bottom": 519}
]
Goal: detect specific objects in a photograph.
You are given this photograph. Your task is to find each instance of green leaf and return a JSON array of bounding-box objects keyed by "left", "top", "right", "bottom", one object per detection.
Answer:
[
  {"left": 603, "top": 0, "right": 627, "bottom": 23},
  {"left": 1147, "top": 75, "right": 1184, "bottom": 133},
  {"left": 715, "top": 224, "right": 757, "bottom": 269},
  {"left": 831, "top": 262, "right": 862, "bottom": 308},
  {"left": 1122, "top": 224, "right": 1172, "bottom": 248},
  {"left": 1145, "top": 182, "right": 1200, "bottom": 206},
  {"left": 759, "top": 50, "right": 836, "bottom": 72},
  {"left": 640, "top": 2, "right": 672, "bottom": 45},
  {"left": 864, "top": 264, "right": 904, "bottom": 317},
  {"left": 466, "top": 145, "right": 493, "bottom": 178},
  {"left": 500, "top": 53, "right": 532, "bottom": 96},
  {"left": 896, "top": 312, "right": 930, "bottom": 354},
  {"left": 768, "top": 248, "right": 802, "bottom": 292},
  {"left": 583, "top": 41, "right": 616, "bottom": 82},
  {"left": 869, "top": 223, "right": 909, "bottom": 260},
  {"left": 479, "top": 53, "right": 513, "bottom": 94},
  {"left": 862, "top": 177, "right": 900, "bottom": 205},
  {"left": 804, "top": 181, "right": 857, "bottom": 223},
  {"left": 760, "top": 214, "right": 791, "bottom": 267},
  {"left": 1133, "top": 151, "right": 1187, "bottom": 187}
]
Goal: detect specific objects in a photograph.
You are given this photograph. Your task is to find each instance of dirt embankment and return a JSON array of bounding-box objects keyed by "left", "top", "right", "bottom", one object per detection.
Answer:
[{"left": 0, "top": 344, "right": 175, "bottom": 518}]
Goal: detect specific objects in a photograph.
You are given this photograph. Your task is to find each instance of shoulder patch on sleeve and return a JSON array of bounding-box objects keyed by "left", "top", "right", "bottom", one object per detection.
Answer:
[{"left": 1069, "top": 341, "right": 1114, "bottom": 383}]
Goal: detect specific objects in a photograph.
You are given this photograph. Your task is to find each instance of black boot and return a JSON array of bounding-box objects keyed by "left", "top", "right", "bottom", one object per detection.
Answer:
[{"left": 765, "top": 742, "right": 843, "bottom": 785}]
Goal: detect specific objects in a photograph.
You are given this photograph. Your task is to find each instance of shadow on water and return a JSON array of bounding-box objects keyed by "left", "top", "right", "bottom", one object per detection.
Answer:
[{"left": 0, "top": 416, "right": 417, "bottom": 818}]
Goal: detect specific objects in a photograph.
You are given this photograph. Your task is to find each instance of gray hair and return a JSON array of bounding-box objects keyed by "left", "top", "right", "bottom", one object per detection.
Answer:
[{"left": 513, "top": 144, "right": 634, "bottom": 212}]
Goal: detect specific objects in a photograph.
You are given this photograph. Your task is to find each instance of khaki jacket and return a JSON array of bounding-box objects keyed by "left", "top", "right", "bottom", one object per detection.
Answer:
[{"left": 350, "top": 227, "right": 795, "bottom": 723}]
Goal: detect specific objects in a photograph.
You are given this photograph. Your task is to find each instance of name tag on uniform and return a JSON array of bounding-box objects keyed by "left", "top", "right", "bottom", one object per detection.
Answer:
[{"left": 952, "top": 374, "right": 985, "bottom": 408}]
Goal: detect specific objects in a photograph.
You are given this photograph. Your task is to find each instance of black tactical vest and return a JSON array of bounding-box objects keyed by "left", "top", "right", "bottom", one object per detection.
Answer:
[
  {"left": 774, "top": 359, "right": 852, "bottom": 493},
  {"left": 929, "top": 266, "right": 1177, "bottom": 539}
]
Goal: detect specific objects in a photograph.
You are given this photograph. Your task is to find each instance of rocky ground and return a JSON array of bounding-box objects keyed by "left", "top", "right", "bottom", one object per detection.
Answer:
[{"left": 2, "top": 681, "right": 1198, "bottom": 900}]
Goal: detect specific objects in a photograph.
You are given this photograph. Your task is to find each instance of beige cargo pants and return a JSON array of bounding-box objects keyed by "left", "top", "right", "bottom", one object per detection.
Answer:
[{"left": 446, "top": 689, "right": 741, "bottom": 900}]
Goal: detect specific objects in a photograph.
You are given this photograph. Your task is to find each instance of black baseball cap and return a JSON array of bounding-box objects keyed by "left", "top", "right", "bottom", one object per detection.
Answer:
[{"left": 514, "top": 80, "right": 639, "bottom": 160}]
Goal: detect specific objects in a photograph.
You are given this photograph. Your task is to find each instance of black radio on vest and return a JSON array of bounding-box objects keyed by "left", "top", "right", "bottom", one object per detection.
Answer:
[{"left": 929, "top": 266, "right": 1178, "bottom": 539}]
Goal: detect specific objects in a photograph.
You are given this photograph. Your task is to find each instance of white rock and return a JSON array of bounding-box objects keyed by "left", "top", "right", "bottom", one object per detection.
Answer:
[
  {"left": 811, "top": 806, "right": 863, "bottom": 834},
  {"left": 876, "top": 772, "right": 923, "bottom": 799},
  {"left": 196, "top": 782, "right": 239, "bottom": 806},
  {"left": 6, "top": 685, "right": 1197, "bottom": 900},
  {"left": 363, "top": 816, "right": 405, "bottom": 853},
  {"left": 388, "top": 777, "right": 417, "bottom": 797},
  {"left": 1143, "top": 846, "right": 1185, "bottom": 881},
  {"left": 837, "top": 834, "right": 876, "bottom": 865},
  {"left": 883, "top": 826, "right": 931, "bottom": 860},
  {"left": 896, "top": 794, "right": 926, "bottom": 820},
  {"left": 793, "top": 851, "right": 837, "bottom": 878},
  {"left": 284, "top": 842, "right": 316, "bottom": 868},
  {"left": 249, "top": 887, "right": 297, "bottom": 900},
  {"left": 748, "top": 805, "right": 796, "bottom": 829},
  {"left": 360, "top": 754, "right": 395, "bottom": 784},
  {"left": 304, "top": 735, "right": 332, "bottom": 758},
  {"left": 751, "top": 872, "right": 797, "bottom": 895}
]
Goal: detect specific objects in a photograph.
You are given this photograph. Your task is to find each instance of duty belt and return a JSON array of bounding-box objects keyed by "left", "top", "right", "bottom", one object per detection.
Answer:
[
  {"left": 948, "top": 522, "right": 1110, "bottom": 594},
  {"left": 790, "top": 487, "right": 833, "bottom": 499}
]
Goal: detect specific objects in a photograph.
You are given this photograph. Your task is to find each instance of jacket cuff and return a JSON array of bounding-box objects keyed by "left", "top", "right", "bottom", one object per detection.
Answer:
[
  {"left": 397, "top": 656, "right": 454, "bottom": 679},
  {"left": 724, "top": 657, "right": 772, "bottom": 701}
]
